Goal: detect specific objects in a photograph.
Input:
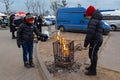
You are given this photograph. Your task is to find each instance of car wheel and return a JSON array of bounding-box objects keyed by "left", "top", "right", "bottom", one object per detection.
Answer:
[
  {"left": 111, "top": 25, "right": 116, "bottom": 31},
  {"left": 59, "top": 26, "right": 65, "bottom": 32}
]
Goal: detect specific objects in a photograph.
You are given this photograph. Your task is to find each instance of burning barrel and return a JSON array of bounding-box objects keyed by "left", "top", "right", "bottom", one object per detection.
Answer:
[{"left": 53, "top": 39, "right": 74, "bottom": 68}]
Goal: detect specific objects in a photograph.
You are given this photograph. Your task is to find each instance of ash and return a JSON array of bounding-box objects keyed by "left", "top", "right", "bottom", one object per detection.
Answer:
[{"left": 46, "top": 62, "right": 82, "bottom": 74}]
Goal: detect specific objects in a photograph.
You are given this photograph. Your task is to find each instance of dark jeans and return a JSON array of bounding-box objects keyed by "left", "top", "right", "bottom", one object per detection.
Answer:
[
  {"left": 88, "top": 41, "right": 102, "bottom": 72},
  {"left": 12, "top": 31, "right": 16, "bottom": 38},
  {"left": 22, "top": 42, "right": 33, "bottom": 63},
  {"left": 11, "top": 25, "right": 17, "bottom": 38},
  {"left": 37, "top": 24, "right": 42, "bottom": 32}
]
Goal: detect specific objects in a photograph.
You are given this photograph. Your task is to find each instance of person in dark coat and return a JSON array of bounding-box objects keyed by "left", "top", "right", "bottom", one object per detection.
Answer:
[
  {"left": 13, "top": 16, "right": 24, "bottom": 28},
  {"left": 17, "top": 13, "right": 48, "bottom": 68},
  {"left": 35, "top": 15, "right": 43, "bottom": 32},
  {"left": 84, "top": 5, "right": 103, "bottom": 76},
  {"left": 9, "top": 14, "right": 16, "bottom": 39}
]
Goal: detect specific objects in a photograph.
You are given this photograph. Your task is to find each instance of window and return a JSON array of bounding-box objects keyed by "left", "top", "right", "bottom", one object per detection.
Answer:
[{"left": 103, "top": 15, "right": 120, "bottom": 20}]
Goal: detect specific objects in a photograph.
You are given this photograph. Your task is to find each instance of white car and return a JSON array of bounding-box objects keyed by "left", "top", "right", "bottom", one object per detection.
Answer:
[{"left": 42, "top": 19, "right": 52, "bottom": 26}]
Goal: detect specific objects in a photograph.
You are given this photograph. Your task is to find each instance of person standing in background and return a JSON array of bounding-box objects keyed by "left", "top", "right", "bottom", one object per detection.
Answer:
[
  {"left": 35, "top": 15, "right": 43, "bottom": 32},
  {"left": 12, "top": 16, "right": 24, "bottom": 29},
  {"left": 9, "top": 14, "right": 16, "bottom": 39}
]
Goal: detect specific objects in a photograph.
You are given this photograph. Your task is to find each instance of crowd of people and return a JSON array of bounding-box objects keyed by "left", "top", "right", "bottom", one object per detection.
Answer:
[{"left": 9, "top": 13, "right": 43, "bottom": 39}]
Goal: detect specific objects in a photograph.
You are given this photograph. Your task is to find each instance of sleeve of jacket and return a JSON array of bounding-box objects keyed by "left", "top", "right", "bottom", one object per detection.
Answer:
[
  {"left": 33, "top": 26, "right": 42, "bottom": 36},
  {"left": 17, "top": 24, "right": 23, "bottom": 46},
  {"left": 84, "top": 19, "right": 97, "bottom": 47}
]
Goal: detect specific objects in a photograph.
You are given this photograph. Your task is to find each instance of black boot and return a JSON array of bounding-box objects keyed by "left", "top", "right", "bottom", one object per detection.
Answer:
[
  {"left": 85, "top": 66, "right": 96, "bottom": 76},
  {"left": 29, "top": 61, "right": 35, "bottom": 67},
  {"left": 24, "top": 62, "right": 31, "bottom": 68},
  {"left": 12, "top": 36, "right": 16, "bottom": 39},
  {"left": 85, "top": 59, "right": 97, "bottom": 76},
  {"left": 85, "top": 71, "right": 96, "bottom": 76}
]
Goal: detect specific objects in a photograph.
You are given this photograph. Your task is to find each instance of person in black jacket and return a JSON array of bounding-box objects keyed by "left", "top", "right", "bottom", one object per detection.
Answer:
[
  {"left": 17, "top": 13, "right": 48, "bottom": 68},
  {"left": 9, "top": 14, "right": 16, "bottom": 39},
  {"left": 35, "top": 15, "right": 43, "bottom": 32},
  {"left": 13, "top": 16, "right": 24, "bottom": 28},
  {"left": 84, "top": 5, "right": 103, "bottom": 76}
]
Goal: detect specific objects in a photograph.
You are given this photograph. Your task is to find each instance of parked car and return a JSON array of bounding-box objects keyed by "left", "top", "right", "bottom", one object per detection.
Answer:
[
  {"left": 45, "top": 18, "right": 56, "bottom": 25},
  {"left": 103, "top": 15, "right": 120, "bottom": 31},
  {"left": 3, "top": 18, "right": 8, "bottom": 26},
  {"left": 42, "top": 18, "right": 52, "bottom": 26},
  {"left": 0, "top": 19, "right": 7, "bottom": 28},
  {"left": 44, "top": 15, "right": 56, "bottom": 25},
  {"left": 56, "top": 7, "right": 111, "bottom": 35}
]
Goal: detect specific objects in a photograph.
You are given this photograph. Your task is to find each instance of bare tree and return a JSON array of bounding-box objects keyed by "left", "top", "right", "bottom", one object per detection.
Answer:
[
  {"left": 0, "top": 0, "right": 14, "bottom": 15},
  {"left": 50, "top": 0, "right": 67, "bottom": 15},
  {"left": 24, "top": 0, "right": 36, "bottom": 13},
  {"left": 37, "top": 2, "right": 41, "bottom": 14},
  {"left": 62, "top": 0, "right": 67, "bottom": 7},
  {"left": 24, "top": 0, "right": 31, "bottom": 12},
  {"left": 35, "top": 1, "right": 41, "bottom": 14},
  {"left": 50, "top": 0, "right": 59, "bottom": 15},
  {"left": 44, "top": 10, "right": 50, "bottom": 16},
  {"left": 25, "top": 0, "right": 45, "bottom": 15},
  {"left": 25, "top": 0, "right": 51, "bottom": 16},
  {"left": 31, "top": 1, "right": 36, "bottom": 13}
]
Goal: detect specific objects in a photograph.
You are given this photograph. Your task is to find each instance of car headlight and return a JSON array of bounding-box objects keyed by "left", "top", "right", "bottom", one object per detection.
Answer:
[{"left": 104, "top": 22, "right": 109, "bottom": 26}]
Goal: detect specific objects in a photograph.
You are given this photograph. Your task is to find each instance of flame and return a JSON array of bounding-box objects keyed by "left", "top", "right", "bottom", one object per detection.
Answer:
[
  {"left": 56, "top": 36, "right": 60, "bottom": 41},
  {"left": 56, "top": 30, "right": 70, "bottom": 57},
  {"left": 62, "top": 38, "right": 69, "bottom": 57},
  {"left": 56, "top": 30, "right": 61, "bottom": 42}
]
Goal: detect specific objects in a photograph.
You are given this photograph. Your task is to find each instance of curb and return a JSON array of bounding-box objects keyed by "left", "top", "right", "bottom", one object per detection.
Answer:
[
  {"left": 98, "top": 34, "right": 113, "bottom": 69},
  {"left": 35, "top": 42, "right": 53, "bottom": 80},
  {"left": 98, "top": 34, "right": 111, "bottom": 55}
]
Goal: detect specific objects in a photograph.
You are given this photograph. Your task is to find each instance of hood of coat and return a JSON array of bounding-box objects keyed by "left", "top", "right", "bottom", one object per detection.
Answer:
[{"left": 92, "top": 10, "right": 103, "bottom": 20}]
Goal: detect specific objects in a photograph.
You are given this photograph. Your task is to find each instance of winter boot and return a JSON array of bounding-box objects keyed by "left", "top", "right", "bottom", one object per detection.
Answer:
[
  {"left": 24, "top": 62, "right": 31, "bottom": 68},
  {"left": 85, "top": 67, "right": 96, "bottom": 76},
  {"left": 12, "top": 36, "right": 16, "bottom": 39},
  {"left": 29, "top": 61, "right": 35, "bottom": 67},
  {"left": 85, "top": 71, "right": 96, "bottom": 76}
]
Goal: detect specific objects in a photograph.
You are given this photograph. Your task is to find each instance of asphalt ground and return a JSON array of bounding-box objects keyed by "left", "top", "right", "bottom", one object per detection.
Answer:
[
  {"left": 98, "top": 31, "right": 120, "bottom": 72},
  {"left": 0, "top": 29, "right": 41, "bottom": 80}
]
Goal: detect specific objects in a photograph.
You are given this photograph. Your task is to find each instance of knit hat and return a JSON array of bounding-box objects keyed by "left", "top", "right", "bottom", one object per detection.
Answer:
[
  {"left": 25, "top": 13, "right": 34, "bottom": 23},
  {"left": 25, "top": 14, "right": 34, "bottom": 19},
  {"left": 85, "top": 5, "right": 96, "bottom": 16}
]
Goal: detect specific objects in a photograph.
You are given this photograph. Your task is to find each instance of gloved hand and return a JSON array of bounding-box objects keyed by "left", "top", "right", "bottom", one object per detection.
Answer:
[
  {"left": 38, "top": 34, "right": 48, "bottom": 42},
  {"left": 17, "top": 44, "right": 21, "bottom": 48}
]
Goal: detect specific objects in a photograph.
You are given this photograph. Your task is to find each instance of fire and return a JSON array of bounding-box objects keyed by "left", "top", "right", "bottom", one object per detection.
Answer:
[
  {"left": 62, "top": 38, "right": 69, "bottom": 57},
  {"left": 56, "top": 30, "right": 70, "bottom": 57},
  {"left": 56, "top": 30, "right": 61, "bottom": 42},
  {"left": 56, "top": 35, "right": 60, "bottom": 41}
]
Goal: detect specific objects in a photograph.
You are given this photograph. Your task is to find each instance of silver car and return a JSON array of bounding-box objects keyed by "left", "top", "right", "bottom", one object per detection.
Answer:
[
  {"left": 104, "top": 20, "right": 120, "bottom": 31},
  {"left": 103, "top": 15, "right": 120, "bottom": 31}
]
